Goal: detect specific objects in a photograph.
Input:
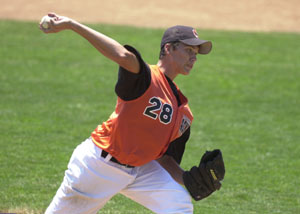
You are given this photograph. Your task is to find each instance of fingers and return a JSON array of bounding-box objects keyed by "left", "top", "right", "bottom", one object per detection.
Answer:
[
  {"left": 48, "top": 13, "right": 63, "bottom": 22},
  {"left": 48, "top": 12, "right": 57, "bottom": 18}
]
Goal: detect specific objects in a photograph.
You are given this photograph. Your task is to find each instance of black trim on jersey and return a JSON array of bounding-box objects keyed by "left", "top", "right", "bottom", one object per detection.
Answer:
[
  {"left": 164, "top": 75, "right": 182, "bottom": 106},
  {"left": 115, "top": 45, "right": 151, "bottom": 101},
  {"left": 164, "top": 75, "right": 190, "bottom": 164},
  {"left": 165, "top": 127, "right": 190, "bottom": 164}
]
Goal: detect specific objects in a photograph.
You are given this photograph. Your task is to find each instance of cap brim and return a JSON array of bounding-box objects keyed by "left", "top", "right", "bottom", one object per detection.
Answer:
[{"left": 180, "top": 38, "right": 212, "bottom": 54}]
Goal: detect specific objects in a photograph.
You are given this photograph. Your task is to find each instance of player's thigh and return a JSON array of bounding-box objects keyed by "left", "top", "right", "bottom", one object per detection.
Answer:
[
  {"left": 121, "top": 160, "right": 193, "bottom": 214},
  {"left": 45, "top": 139, "right": 135, "bottom": 214}
]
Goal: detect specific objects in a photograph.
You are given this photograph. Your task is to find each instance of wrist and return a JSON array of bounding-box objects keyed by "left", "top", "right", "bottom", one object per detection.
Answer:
[{"left": 68, "top": 19, "right": 78, "bottom": 30}]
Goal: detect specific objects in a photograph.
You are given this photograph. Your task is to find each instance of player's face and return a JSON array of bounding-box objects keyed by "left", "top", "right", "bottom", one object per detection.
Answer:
[{"left": 171, "top": 43, "right": 199, "bottom": 75}]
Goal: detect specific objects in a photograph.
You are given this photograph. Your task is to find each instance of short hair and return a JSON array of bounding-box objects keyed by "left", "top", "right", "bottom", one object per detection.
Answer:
[{"left": 159, "top": 42, "right": 180, "bottom": 59}]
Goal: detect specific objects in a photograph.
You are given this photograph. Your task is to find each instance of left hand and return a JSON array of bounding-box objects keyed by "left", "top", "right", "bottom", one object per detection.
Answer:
[{"left": 182, "top": 149, "right": 225, "bottom": 201}]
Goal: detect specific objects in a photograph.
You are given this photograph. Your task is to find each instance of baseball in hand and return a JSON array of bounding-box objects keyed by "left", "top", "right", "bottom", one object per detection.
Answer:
[{"left": 41, "top": 15, "right": 52, "bottom": 29}]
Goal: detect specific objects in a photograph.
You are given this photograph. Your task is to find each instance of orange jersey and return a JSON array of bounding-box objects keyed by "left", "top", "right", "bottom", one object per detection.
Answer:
[{"left": 91, "top": 65, "right": 193, "bottom": 166}]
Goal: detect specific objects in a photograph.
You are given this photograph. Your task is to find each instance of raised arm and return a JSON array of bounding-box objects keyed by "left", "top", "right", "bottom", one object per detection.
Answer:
[{"left": 40, "top": 13, "right": 140, "bottom": 73}]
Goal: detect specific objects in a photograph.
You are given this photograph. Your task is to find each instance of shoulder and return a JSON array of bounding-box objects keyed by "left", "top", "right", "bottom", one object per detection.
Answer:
[{"left": 115, "top": 45, "right": 152, "bottom": 101}]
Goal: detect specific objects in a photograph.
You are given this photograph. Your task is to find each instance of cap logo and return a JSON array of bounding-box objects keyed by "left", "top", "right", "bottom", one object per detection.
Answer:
[{"left": 192, "top": 29, "right": 199, "bottom": 38}]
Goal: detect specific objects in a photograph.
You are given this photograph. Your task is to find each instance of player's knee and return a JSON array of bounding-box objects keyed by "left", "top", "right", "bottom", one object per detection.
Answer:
[{"left": 163, "top": 190, "right": 194, "bottom": 213}]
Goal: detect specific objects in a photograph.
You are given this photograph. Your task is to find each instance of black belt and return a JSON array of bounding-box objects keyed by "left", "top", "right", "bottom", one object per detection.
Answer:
[{"left": 101, "top": 150, "right": 135, "bottom": 168}]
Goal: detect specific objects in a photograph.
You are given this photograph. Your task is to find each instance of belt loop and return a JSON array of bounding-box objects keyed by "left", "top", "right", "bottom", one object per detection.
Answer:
[
  {"left": 100, "top": 149, "right": 112, "bottom": 162},
  {"left": 104, "top": 153, "right": 112, "bottom": 162}
]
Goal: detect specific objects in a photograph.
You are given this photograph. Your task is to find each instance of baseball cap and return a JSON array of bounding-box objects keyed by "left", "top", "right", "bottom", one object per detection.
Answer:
[{"left": 160, "top": 25, "right": 212, "bottom": 54}]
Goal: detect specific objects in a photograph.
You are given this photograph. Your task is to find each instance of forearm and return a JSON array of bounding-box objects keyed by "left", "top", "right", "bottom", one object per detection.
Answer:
[
  {"left": 156, "top": 155, "right": 184, "bottom": 185},
  {"left": 41, "top": 13, "right": 139, "bottom": 73}
]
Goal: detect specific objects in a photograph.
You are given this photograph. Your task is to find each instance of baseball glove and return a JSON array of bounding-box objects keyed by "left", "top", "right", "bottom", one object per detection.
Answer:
[{"left": 183, "top": 149, "right": 225, "bottom": 201}]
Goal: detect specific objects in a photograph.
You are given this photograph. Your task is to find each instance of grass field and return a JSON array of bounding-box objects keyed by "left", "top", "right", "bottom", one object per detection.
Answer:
[{"left": 0, "top": 20, "right": 299, "bottom": 214}]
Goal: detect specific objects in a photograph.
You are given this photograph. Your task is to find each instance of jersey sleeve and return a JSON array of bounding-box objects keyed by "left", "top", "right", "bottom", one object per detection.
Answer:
[
  {"left": 164, "top": 127, "right": 191, "bottom": 164},
  {"left": 115, "top": 45, "right": 151, "bottom": 101}
]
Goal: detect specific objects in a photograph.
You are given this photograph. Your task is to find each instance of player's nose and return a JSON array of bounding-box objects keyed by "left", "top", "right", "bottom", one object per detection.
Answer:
[{"left": 190, "top": 55, "right": 197, "bottom": 63}]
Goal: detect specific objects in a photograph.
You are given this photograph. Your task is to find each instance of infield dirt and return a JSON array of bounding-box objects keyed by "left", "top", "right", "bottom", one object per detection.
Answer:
[{"left": 1, "top": 0, "right": 299, "bottom": 32}]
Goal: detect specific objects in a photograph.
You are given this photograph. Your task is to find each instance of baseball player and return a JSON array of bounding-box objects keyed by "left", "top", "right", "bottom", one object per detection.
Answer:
[{"left": 40, "top": 13, "right": 225, "bottom": 214}]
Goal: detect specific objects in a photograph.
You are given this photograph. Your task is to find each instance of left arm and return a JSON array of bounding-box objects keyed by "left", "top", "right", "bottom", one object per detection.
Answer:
[
  {"left": 156, "top": 128, "right": 191, "bottom": 185},
  {"left": 156, "top": 155, "right": 184, "bottom": 185}
]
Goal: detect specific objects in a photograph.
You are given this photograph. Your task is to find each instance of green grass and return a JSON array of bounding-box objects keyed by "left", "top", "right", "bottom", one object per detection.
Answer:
[{"left": 0, "top": 20, "right": 299, "bottom": 214}]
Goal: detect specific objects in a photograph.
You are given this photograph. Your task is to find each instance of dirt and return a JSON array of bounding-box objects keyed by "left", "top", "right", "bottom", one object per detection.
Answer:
[{"left": 1, "top": 0, "right": 299, "bottom": 32}]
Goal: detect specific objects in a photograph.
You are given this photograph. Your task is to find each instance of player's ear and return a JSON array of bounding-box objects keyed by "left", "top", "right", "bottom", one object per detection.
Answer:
[{"left": 164, "top": 43, "right": 172, "bottom": 54}]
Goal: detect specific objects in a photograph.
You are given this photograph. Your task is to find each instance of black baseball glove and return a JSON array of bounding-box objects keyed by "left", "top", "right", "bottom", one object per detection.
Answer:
[{"left": 183, "top": 149, "right": 225, "bottom": 201}]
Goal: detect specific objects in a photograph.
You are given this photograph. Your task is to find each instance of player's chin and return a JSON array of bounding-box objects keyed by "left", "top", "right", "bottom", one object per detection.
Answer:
[
  {"left": 182, "top": 66, "right": 193, "bottom": 75},
  {"left": 180, "top": 71, "right": 191, "bottom": 76}
]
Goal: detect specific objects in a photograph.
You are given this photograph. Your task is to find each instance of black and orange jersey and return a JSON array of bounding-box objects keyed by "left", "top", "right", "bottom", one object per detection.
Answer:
[{"left": 91, "top": 64, "right": 193, "bottom": 166}]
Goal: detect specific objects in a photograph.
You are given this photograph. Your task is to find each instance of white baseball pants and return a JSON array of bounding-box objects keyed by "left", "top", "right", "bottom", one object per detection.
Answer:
[{"left": 45, "top": 138, "right": 193, "bottom": 214}]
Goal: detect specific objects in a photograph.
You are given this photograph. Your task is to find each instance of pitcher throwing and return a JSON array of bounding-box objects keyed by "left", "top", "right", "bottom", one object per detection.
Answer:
[{"left": 40, "top": 13, "right": 225, "bottom": 214}]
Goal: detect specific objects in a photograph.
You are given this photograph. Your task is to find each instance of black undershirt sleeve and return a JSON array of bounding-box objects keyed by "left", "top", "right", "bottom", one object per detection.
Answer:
[{"left": 115, "top": 45, "right": 151, "bottom": 101}]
